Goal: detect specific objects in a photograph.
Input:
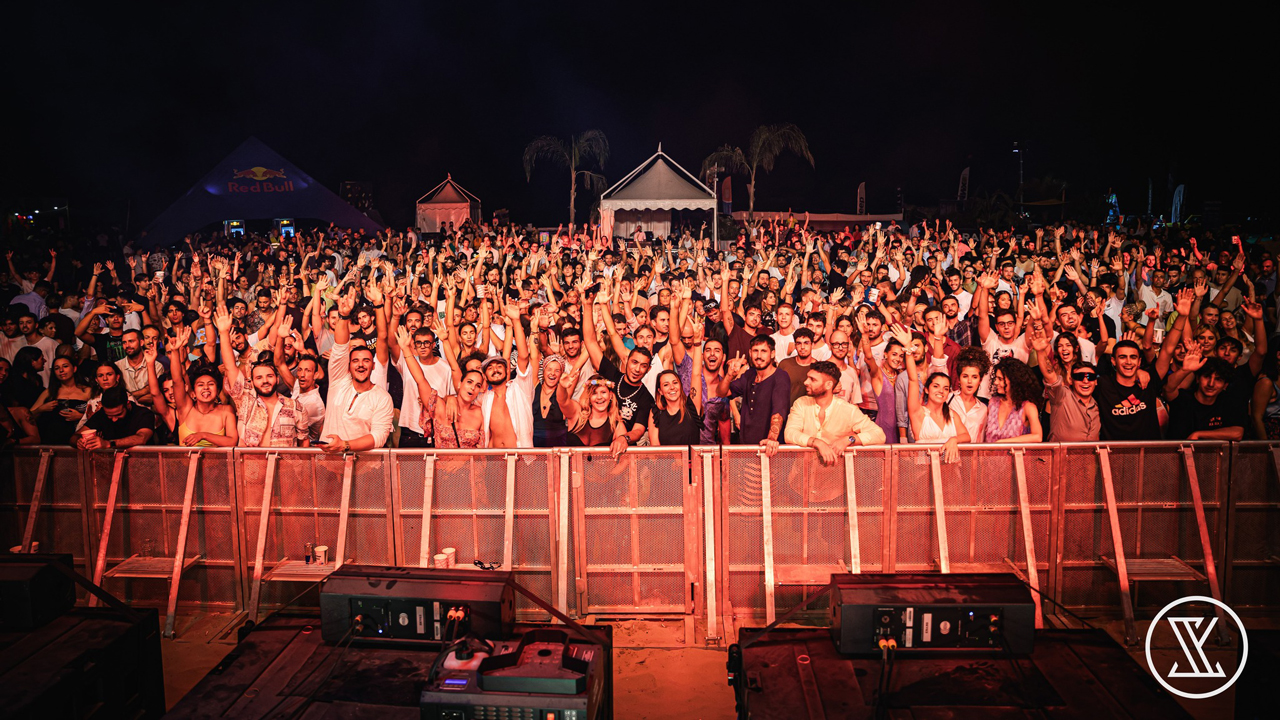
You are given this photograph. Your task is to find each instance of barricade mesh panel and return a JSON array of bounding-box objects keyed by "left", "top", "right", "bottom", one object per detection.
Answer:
[
  {"left": 395, "top": 453, "right": 429, "bottom": 566},
  {"left": 167, "top": 451, "right": 239, "bottom": 609},
  {"left": 1058, "top": 446, "right": 1120, "bottom": 608},
  {"left": 575, "top": 449, "right": 687, "bottom": 613},
  {"left": 723, "top": 449, "right": 764, "bottom": 614},
  {"left": 430, "top": 454, "right": 508, "bottom": 570},
  {"left": 511, "top": 453, "right": 553, "bottom": 618},
  {"left": 894, "top": 451, "right": 938, "bottom": 570},
  {"left": 1227, "top": 446, "right": 1280, "bottom": 607},
  {"left": 0, "top": 449, "right": 85, "bottom": 565},
  {"left": 851, "top": 449, "right": 887, "bottom": 572}
]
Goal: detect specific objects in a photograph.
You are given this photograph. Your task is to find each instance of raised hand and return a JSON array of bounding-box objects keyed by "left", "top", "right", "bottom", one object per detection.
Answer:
[
  {"left": 1242, "top": 298, "right": 1264, "bottom": 320},
  {"left": 1193, "top": 277, "right": 1208, "bottom": 297},
  {"left": 395, "top": 325, "right": 412, "bottom": 350},
  {"left": 337, "top": 284, "right": 358, "bottom": 316},
  {"left": 213, "top": 306, "right": 233, "bottom": 333},
  {"left": 277, "top": 314, "right": 295, "bottom": 338},
  {"left": 1181, "top": 344, "right": 1206, "bottom": 373},
  {"left": 172, "top": 324, "right": 192, "bottom": 351}
]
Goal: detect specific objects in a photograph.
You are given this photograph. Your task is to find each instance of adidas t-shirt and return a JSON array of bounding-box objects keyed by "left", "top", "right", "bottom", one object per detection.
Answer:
[{"left": 1094, "top": 373, "right": 1163, "bottom": 441}]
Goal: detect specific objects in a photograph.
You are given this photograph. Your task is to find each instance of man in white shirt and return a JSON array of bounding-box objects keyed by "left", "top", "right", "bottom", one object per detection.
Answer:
[
  {"left": 317, "top": 286, "right": 394, "bottom": 452},
  {"left": 770, "top": 303, "right": 798, "bottom": 363},
  {"left": 12, "top": 311, "right": 58, "bottom": 386},
  {"left": 392, "top": 326, "right": 454, "bottom": 448}
]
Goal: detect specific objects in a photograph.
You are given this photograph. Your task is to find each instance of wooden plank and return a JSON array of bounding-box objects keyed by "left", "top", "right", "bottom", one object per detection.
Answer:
[
  {"left": 417, "top": 455, "right": 436, "bottom": 567},
  {"left": 1097, "top": 446, "right": 1136, "bottom": 645},
  {"left": 844, "top": 451, "right": 860, "bottom": 574},
  {"left": 930, "top": 450, "right": 950, "bottom": 573},
  {"left": 1011, "top": 449, "right": 1043, "bottom": 629},
  {"left": 775, "top": 564, "right": 844, "bottom": 585},
  {"left": 19, "top": 449, "right": 52, "bottom": 553},
  {"left": 89, "top": 452, "right": 126, "bottom": 607},
  {"left": 165, "top": 450, "right": 201, "bottom": 638},
  {"left": 247, "top": 453, "right": 279, "bottom": 624},
  {"left": 761, "top": 452, "right": 776, "bottom": 625},
  {"left": 334, "top": 454, "right": 355, "bottom": 570}
]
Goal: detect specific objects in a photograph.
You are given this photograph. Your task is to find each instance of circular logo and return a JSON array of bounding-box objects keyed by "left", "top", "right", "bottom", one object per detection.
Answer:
[{"left": 1144, "top": 595, "right": 1247, "bottom": 700}]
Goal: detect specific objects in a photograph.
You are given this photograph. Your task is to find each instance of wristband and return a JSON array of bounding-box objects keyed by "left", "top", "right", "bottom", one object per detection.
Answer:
[
  {"left": 340, "top": 312, "right": 352, "bottom": 320},
  {"left": 370, "top": 303, "right": 384, "bottom": 310}
]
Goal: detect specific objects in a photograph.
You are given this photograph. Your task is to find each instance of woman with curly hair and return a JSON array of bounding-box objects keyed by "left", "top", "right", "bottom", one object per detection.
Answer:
[{"left": 984, "top": 357, "right": 1044, "bottom": 443}]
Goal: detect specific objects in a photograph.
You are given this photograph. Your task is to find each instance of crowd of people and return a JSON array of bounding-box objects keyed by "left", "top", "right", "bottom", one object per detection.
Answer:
[{"left": 1, "top": 214, "right": 1274, "bottom": 463}]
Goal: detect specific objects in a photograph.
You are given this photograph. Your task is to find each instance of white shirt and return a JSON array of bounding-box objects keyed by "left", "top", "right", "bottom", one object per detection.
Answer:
[
  {"left": 319, "top": 342, "right": 394, "bottom": 447},
  {"left": 292, "top": 382, "right": 326, "bottom": 442},
  {"left": 771, "top": 331, "right": 796, "bottom": 363},
  {"left": 953, "top": 289, "right": 974, "bottom": 319},
  {"left": 948, "top": 394, "right": 988, "bottom": 443}
]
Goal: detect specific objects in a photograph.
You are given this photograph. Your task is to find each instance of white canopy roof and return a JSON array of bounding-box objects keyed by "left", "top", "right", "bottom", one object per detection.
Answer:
[
  {"left": 599, "top": 146, "right": 716, "bottom": 212},
  {"left": 416, "top": 174, "right": 481, "bottom": 206}
]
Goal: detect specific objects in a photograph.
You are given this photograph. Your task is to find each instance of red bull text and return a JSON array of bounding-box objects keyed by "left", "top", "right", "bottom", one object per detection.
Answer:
[{"left": 228, "top": 167, "right": 293, "bottom": 192}]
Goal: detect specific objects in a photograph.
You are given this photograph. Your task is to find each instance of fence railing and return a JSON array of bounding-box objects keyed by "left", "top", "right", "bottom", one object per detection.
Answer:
[{"left": 1, "top": 441, "right": 1276, "bottom": 642}]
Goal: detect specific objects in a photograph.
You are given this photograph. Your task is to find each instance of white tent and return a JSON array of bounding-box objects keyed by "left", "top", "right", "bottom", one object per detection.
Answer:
[
  {"left": 416, "top": 175, "right": 480, "bottom": 233},
  {"left": 599, "top": 145, "right": 716, "bottom": 241}
]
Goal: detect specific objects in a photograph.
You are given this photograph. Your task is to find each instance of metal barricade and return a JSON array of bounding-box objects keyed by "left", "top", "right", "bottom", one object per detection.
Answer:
[
  {"left": 0, "top": 446, "right": 91, "bottom": 578},
  {"left": 83, "top": 447, "right": 242, "bottom": 617},
  {"left": 236, "top": 448, "right": 393, "bottom": 615},
  {"left": 1225, "top": 441, "right": 1280, "bottom": 608},
  {"left": 1054, "top": 442, "right": 1228, "bottom": 624},
  {"left": 390, "top": 449, "right": 560, "bottom": 620},
  {"left": 567, "top": 446, "right": 699, "bottom": 634},
  {"left": 717, "top": 445, "right": 890, "bottom": 626},
  {"left": 2, "top": 440, "right": 1276, "bottom": 637}
]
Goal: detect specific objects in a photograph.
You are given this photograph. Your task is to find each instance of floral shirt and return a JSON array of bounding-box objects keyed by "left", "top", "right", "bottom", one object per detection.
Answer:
[{"left": 227, "top": 376, "right": 311, "bottom": 447}]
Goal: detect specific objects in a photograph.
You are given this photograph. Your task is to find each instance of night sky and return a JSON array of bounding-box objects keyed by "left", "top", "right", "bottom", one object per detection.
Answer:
[{"left": 4, "top": 3, "right": 1274, "bottom": 232}]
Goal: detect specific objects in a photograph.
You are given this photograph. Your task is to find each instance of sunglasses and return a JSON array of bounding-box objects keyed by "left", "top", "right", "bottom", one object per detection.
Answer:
[{"left": 1072, "top": 372, "right": 1099, "bottom": 382}]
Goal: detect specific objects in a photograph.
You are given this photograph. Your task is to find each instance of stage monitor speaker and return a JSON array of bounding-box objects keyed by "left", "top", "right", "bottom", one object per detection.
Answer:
[
  {"left": 0, "top": 553, "right": 77, "bottom": 630},
  {"left": 830, "top": 572, "right": 1035, "bottom": 655},
  {"left": 319, "top": 565, "right": 514, "bottom": 646}
]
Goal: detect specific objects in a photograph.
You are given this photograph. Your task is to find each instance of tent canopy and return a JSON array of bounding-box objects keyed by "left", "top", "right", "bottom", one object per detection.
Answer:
[
  {"left": 600, "top": 145, "right": 715, "bottom": 239},
  {"left": 416, "top": 175, "right": 481, "bottom": 233},
  {"left": 140, "top": 137, "right": 381, "bottom": 247}
]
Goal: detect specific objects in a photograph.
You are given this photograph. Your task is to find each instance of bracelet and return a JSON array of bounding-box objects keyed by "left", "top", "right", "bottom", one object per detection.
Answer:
[
  {"left": 340, "top": 312, "right": 352, "bottom": 320},
  {"left": 370, "top": 303, "right": 384, "bottom": 310}
]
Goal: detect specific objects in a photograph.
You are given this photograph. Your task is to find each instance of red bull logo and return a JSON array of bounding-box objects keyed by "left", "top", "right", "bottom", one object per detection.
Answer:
[{"left": 228, "top": 167, "right": 294, "bottom": 193}]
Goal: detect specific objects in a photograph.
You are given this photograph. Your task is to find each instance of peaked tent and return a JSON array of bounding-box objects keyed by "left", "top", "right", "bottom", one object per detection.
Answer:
[
  {"left": 416, "top": 175, "right": 481, "bottom": 233},
  {"left": 140, "top": 137, "right": 382, "bottom": 247},
  {"left": 599, "top": 145, "right": 716, "bottom": 242}
]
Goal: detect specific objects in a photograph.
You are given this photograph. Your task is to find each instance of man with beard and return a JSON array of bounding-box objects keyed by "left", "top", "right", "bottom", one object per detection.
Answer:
[
  {"left": 479, "top": 303, "right": 535, "bottom": 448},
  {"left": 317, "top": 285, "right": 394, "bottom": 451},
  {"left": 215, "top": 307, "right": 310, "bottom": 447},
  {"left": 785, "top": 360, "right": 885, "bottom": 467},
  {"left": 582, "top": 294, "right": 655, "bottom": 448},
  {"left": 827, "top": 329, "right": 863, "bottom": 404},
  {"left": 718, "top": 335, "right": 790, "bottom": 456},
  {"left": 777, "top": 328, "right": 817, "bottom": 404},
  {"left": 74, "top": 387, "right": 156, "bottom": 450},
  {"left": 114, "top": 329, "right": 162, "bottom": 407},
  {"left": 940, "top": 295, "right": 973, "bottom": 348},
  {"left": 698, "top": 336, "right": 732, "bottom": 445}
]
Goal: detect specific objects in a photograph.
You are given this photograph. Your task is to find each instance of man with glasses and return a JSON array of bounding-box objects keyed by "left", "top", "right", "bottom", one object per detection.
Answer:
[
  {"left": 390, "top": 325, "right": 452, "bottom": 448},
  {"left": 1030, "top": 320, "right": 1099, "bottom": 441},
  {"left": 976, "top": 272, "right": 1029, "bottom": 398}
]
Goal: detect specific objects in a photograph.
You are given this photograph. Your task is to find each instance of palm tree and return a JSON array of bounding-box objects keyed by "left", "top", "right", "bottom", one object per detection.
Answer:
[
  {"left": 523, "top": 130, "right": 610, "bottom": 225},
  {"left": 701, "top": 124, "right": 814, "bottom": 214}
]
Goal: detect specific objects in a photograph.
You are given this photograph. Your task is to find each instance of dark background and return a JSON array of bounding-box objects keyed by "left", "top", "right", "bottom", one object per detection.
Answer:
[{"left": 3, "top": 2, "right": 1274, "bottom": 233}]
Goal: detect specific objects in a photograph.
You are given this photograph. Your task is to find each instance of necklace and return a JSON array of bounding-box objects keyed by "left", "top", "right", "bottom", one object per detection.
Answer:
[{"left": 618, "top": 380, "right": 643, "bottom": 401}]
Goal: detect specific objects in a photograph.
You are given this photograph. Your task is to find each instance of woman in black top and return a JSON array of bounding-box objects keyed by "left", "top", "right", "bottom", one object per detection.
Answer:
[
  {"left": 2, "top": 347, "right": 46, "bottom": 410},
  {"left": 532, "top": 355, "right": 571, "bottom": 447},
  {"left": 648, "top": 324, "right": 705, "bottom": 447},
  {"left": 30, "top": 356, "right": 91, "bottom": 446}
]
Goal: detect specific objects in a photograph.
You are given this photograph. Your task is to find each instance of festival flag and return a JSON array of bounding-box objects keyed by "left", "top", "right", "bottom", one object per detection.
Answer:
[
  {"left": 1171, "top": 184, "right": 1185, "bottom": 223},
  {"left": 957, "top": 167, "right": 970, "bottom": 201},
  {"left": 857, "top": 182, "right": 866, "bottom": 215}
]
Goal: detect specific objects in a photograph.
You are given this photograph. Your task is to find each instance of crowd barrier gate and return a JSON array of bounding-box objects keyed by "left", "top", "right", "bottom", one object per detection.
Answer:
[{"left": 0, "top": 441, "right": 1275, "bottom": 644}]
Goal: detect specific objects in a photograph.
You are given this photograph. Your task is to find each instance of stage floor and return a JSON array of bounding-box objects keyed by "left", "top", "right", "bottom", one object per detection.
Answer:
[{"left": 158, "top": 612, "right": 1262, "bottom": 719}]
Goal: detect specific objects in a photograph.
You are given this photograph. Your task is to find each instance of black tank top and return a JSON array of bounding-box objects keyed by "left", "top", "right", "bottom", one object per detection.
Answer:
[
  {"left": 570, "top": 415, "right": 613, "bottom": 447},
  {"left": 532, "top": 382, "right": 569, "bottom": 447}
]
